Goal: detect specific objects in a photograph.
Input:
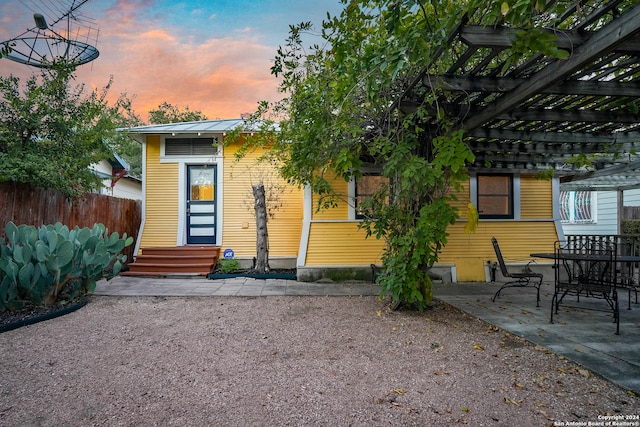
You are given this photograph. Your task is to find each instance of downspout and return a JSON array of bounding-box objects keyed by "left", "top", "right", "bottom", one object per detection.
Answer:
[{"left": 552, "top": 176, "right": 565, "bottom": 241}]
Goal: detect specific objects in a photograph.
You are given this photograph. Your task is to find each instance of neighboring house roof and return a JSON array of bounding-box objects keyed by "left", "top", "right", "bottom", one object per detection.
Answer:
[
  {"left": 560, "top": 160, "right": 640, "bottom": 192},
  {"left": 122, "top": 118, "right": 279, "bottom": 136},
  {"left": 108, "top": 152, "right": 129, "bottom": 172}
]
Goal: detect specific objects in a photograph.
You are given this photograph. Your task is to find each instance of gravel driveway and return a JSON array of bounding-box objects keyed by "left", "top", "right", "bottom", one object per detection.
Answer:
[{"left": 1, "top": 295, "right": 638, "bottom": 426}]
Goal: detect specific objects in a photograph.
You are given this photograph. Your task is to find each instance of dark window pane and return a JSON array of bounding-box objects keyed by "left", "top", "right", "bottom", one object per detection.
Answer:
[
  {"left": 477, "top": 175, "right": 513, "bottom": 219},
  {"left": 355, "top": 174, "right": 388, "bottom": 219}
]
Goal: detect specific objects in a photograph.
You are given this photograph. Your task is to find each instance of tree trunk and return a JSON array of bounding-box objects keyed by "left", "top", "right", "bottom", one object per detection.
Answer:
[{"left": 253, "top": 183, "right": 270, "bottom": 273}]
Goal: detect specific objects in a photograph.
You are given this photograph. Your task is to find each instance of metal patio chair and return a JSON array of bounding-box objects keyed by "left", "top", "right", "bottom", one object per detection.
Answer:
[
  {"left": 551, "top": 238, "right": 620, "bottom": 334},
  {"left": 491, "top": 237, "right": 543, "bottom": 307}
]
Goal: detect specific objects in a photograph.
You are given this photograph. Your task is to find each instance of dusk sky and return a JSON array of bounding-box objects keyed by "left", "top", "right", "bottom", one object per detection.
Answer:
[{"left": 0, "top": 0, "right": 343, "bottom": 121}]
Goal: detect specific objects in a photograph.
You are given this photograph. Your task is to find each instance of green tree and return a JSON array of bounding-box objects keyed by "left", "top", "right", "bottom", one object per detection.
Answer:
[
  {"left": 242, "top": 0, "right": 577, "bottom": 309},
  {"left": 0, "top": 63, "right": 135, "bottom": 198},
  {"left": 110, "top": 95, "right": 143, "bottom": 178},
  {"left": 148, "top": 102, "right": 208, "bottom": 124}
]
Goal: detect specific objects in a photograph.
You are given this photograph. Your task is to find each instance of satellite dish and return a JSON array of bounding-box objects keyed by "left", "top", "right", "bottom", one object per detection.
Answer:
[{"left": 1, "top": 0, "right": 99, "bottom": 69}]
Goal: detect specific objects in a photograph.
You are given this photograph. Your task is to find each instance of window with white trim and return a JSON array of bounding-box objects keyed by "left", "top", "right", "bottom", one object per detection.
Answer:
[
  {"left": 165, "top": 137, "right": 218, "bottom": 156},
  {"left": 560, "top": 190, "right": 595, "bottom": 223},
  {"left": 477, "top": 174, "right": 514, "bottom": 219},
  {"left": 354, "top": 172, "right": 388, "bottom": 219}
]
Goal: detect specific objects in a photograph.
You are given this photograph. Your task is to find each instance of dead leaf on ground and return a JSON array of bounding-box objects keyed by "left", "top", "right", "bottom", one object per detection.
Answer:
[
  {"left": 472, "top": 341, "right": 484, "bottom": 350},
  {"left": 392, "top": 388, "right": 405, "bottom": 395},
  {"left": 504, "top": 397, "right": 523, "bottom": 406},
  {"left": 578, "top": 369, "right": 591, "bottom": 378},
  {"left": 533, "top": 345, "right": 552, "bottom": 354}
]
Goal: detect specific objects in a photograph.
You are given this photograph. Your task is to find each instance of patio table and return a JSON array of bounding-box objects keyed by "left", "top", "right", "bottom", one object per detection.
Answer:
[{"left": 531, "top": 251, "right": 640, "bottom": 335}]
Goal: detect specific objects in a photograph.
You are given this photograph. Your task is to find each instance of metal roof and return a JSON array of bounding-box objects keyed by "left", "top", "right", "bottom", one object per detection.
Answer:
[
  {"left": 397, "top": 1, "right": 640, "bottom": 190},
  {"left": 560, "top": 160, "right": 640, "bottom": 191},
  {"left": 122, "top": 118, "right": 278, "bottom": 135}
]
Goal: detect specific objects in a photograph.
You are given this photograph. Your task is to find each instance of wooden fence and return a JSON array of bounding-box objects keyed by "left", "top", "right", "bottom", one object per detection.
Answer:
[
  {"left": 0, "top": 182, "right": 141, "bottom": 263},
  {"left": 623, "top": 206, "right": 640, "bottom": 220}
]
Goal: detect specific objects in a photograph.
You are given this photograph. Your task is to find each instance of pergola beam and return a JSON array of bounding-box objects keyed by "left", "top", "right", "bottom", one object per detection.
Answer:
[
  {"left": 423, "top": 74, "right": 640, "bottom": 97},
  {"left": 495, "top": 109, "right": 640, "bottom": 124},
  {"left": 468, "top": 128, "right": 640, "bottom": 144},
  {"left": 460, "top": 25, "right": 640, "bottom": 53},
  {"left": 468, "top": 140, "right": 639, "bottom": 155}
]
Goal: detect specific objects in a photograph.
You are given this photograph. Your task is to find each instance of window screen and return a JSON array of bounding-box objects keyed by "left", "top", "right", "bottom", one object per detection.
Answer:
[
  {"left": 477, "top": 174, "right": 513, "bottom": 219},
  {"left": 355, "top": 174, "right": 388, "bottom": 219}
]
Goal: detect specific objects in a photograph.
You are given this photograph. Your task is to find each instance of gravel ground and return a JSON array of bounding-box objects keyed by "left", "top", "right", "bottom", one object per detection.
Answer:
[{"left": 1, "top": 295, "right": 639, "bottom": 427}]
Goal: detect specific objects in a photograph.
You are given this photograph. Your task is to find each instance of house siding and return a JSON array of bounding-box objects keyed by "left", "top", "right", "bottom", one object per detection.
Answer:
[
  {"left": 624, "top": 189, "right": 640, "bottom": 206},
  {"left": 563, "top": 191, "right": 618, "bottom": 235},
  {"left": 221, "top": 141, "right": 303, "bottom": 258},
  {"left": 302, "top": 173, "right": 558, "bottom": 281},
  {"left": 520, "top": 177, "right": 553, "bottom": 218},
  {"left": 312, "top": 179, "right": 349, "bottom": 220},
  {"left": 437, "top": 175, "right": 557, "bottom": 281},
  {"left": 305, "top": 222, "right": 385, "bottom": 265},
  {"left": 139, "top": 135, "right": 179, "bottom": 250},
  {"left": 440, "top": 221, "right": 558, "bottom": 281}
]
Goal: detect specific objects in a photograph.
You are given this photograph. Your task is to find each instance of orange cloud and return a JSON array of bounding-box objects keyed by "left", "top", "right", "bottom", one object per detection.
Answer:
[{"left": 1, "top": 0, "right": 288, "bottom": 122}]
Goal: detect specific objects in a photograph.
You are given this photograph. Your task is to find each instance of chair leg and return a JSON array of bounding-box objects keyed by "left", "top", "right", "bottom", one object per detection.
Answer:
[{"left": 614, "top": 289, "right": 620, "bottom": 335}]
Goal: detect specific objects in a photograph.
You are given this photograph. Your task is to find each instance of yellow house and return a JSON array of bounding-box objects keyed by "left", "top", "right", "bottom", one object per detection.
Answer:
[
  {"left": 123, "top": 119, "right": 302, "bottom": 274},
  {"left": 124, "top": 119, "right": 563, "bottom": 282}
]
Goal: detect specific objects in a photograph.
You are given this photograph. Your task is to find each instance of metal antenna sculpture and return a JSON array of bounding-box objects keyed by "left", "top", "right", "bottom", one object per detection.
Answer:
[{"left": 1, "top": 0, "right": 99, "bottom": 68}]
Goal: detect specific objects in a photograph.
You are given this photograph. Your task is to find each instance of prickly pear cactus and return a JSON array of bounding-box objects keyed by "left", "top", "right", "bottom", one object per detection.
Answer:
[{"left": 0, "top": 221, "right": 134, "bottom": 310}]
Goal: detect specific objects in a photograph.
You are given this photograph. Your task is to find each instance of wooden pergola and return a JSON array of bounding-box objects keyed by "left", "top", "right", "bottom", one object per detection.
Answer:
[{"left": 397, "top": 0, "right": 640, "bottom": 190}]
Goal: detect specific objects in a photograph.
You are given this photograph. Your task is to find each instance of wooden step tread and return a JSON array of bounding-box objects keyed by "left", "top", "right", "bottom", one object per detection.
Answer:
[
  {"left": 121, "top": 271, "right": 208, "bottom": 277},
  {"left": 135, "top": 255, "right": 216, "bottom": 260}
]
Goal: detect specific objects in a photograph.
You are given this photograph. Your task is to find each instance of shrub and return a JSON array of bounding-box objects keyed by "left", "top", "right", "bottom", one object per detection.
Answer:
[
  {"left": 219, "top": 258, "right": 241, "bottom": 273},
  {"left": 621, "top": 219, "right": 640, "bottom": 235},
  {"left": 0, "top": 221, "right": 133, "bottom": 310}
]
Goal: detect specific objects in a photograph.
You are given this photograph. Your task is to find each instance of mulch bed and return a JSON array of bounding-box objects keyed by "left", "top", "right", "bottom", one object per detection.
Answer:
[{"left": 0, "top": 298, "right": 88, "bottom": 333}]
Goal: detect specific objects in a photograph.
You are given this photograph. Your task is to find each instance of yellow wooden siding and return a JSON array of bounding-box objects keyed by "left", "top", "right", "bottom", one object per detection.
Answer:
[
  {"left": 520, "top": 176, "right": 553, "bottom": 218},
  {"left": 449, "top": 180, "right": 471, "bottom": 219},
  {"left": 305, "top": 222, "right": 385, "bottom": 265},
  {"left": 312, "top": 178, "right": 349, "bottom": 220},
  {"left": 439, "top": 220, "right": 558, "bottom": 281},
  {"left": 140, "top": 136, "right": 179, "bottom": 249},
  {"left": 303, "top": 173, "right": 557, "bottom": 281},
  {"left": 222, "top": 142, "right": 303, "bottom": 257}
]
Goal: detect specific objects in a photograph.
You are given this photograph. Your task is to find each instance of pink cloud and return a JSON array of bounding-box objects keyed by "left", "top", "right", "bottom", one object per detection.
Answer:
[{"left": 1, "top": 0, "right": 285, "bottom": 122}]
